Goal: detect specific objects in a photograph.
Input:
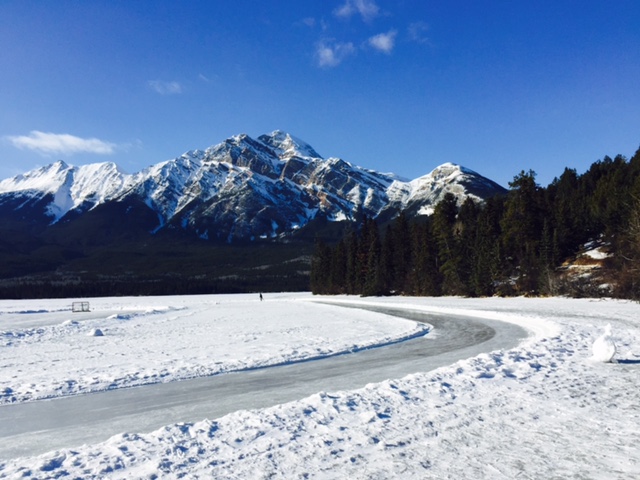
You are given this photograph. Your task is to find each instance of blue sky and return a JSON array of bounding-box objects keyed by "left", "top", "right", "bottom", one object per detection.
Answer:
[{"left": 1, "top": 1, "right": 639, "bottom": 187}]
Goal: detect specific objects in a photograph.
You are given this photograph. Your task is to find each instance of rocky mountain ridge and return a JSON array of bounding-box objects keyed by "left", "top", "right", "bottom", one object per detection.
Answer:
[{"left": 0, "top": 131, "right": 506, "bottom": 242}]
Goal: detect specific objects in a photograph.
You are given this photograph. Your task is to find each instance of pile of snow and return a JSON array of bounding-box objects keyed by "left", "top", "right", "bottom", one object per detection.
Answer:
[
  {"left": 89, "top": 328, "right": 104, "bottom": 337},
  {"left": 583, "top": 247, "right": 611, "bottom": 260},
  {"left": 592, "top": 323, "right": 616, "bottom": 362},
  {"left": 1, "top": 294, "right": 639, "bottom": 479}
]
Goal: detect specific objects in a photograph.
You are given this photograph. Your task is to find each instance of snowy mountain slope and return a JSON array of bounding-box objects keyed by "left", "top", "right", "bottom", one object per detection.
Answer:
[
  {"left": 0, "top": 131, "right": 506, "bottom": 241},
  {"left": 386, "top": 162, "right": 506, "bottom": 216},
  {"left": 0, "top": 160, "right": 127, "bottom": 221}
]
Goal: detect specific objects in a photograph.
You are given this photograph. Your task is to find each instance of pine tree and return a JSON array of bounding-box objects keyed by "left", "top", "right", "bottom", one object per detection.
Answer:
[
  {"left": 362, "top": 219, "right": 384, "bottom": 296},
  {"left": 391, "top": 212, "right": 412, "bottom": 293},
  {"left": 310, "top": 239, "right": 332, "bottom": 294},
  {"left": 473, "top": 196, "right": 504, "bottom": 296},
  {"left": 501, "top": 170, "right": 544, "bottom": 294},
  {"left": 345, "top": 230, "right": 359, "bottom": 294},
  {"left": 616, "top": 147, "right": 640, "bottom": 298},
  {"left": 408, "top": 220, "right": 441, "bottom": 296},
  {"left": 380, "top": 224, "right": 396, "bottom": 293},
  {"left": 432, "top": 193, "right": 466, "bottom": 295},
  {"left": 329, "top": 238, "right": 347, "bottom": 293},
  {"left": 547, "top": 167, "right": 587, "bottom": 260},
  {"left": 457, "top": 198, "right": 480, "bottom": 295}
]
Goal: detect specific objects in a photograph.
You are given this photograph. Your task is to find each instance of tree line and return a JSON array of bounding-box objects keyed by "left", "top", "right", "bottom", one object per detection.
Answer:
[
  {"left": 311, "top": 148, "right": 640, "bottom": 299},
  {"left": 0, "top": 270, "right": 311, "bottom": 300}
]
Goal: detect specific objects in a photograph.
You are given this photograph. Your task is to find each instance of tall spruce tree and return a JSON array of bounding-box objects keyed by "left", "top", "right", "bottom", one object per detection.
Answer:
[
  {"left": 457, "top": 198, "right": 480, "bottom": 296},
  {"left": 473, "top": 196, "right": 504, "bottom": 296},
  {"left": 362, "top": 218, "right": 384, "bottom": 296},
  {"left": 310, "top": 239, "right": 332, "bottom": 294},
  {"left": 391, "top": 212, "right": 412, "bottom": 293},
  {"left": 432, "top": 193, "right": 466, "bottom": 295},
  {"left": 616, "top": 148, "right": 640, "bottom": 298},
  {"left": 408, "top": 220, "right": 441, "bottom": 296},
  {"left": 345, "top": 229, "right": 359, "bottom": 294},
  {"left": 329, "top": 238, "right": 347, "bottom": 294},
  {"left": 380, "top": 224, "right": 396, "bottom": 294},
  {"left": 501, "top": 170, "right": 544, "bottom": 294}
]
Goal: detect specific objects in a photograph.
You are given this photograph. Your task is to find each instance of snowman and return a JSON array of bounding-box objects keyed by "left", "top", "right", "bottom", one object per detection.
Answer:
[{"left": 591, "top": 323, "right": 616, "bottom": 363}]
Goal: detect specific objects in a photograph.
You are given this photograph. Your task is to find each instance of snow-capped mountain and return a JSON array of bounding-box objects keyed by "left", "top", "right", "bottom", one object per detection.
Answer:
[
  {"left": 0, "top": 160, "right": 128, "bottom": 221},
  {"left": 0, "top": 131, "right": 506, "bottom": 242}
]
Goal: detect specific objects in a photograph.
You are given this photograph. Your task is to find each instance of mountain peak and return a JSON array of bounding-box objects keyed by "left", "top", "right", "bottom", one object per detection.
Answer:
[
  {"left": 52, "top": 159, "right": 70, "bottom": 170},
  {"left": 258, "top": 130, "right": 322, "bottom": 160},
  {"left": 0, "top": 159, "right": 72, "bottom": 194}
]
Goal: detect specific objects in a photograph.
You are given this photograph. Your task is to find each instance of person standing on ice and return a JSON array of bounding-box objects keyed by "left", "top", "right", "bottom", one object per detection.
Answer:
[
  {"left": 591, "top": 323, "right": 616, "bottom": 362},
  {"left": 259, "top": 293, "right": 263, "bottom": 301}
]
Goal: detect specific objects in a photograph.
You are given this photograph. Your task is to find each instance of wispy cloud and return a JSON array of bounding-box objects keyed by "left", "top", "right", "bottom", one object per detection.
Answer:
[
  {"left": 316, "top": 40, "right": 356, "bottom": 68},
  {"left": 147, "top": 80, "right": 183, "bottom": 95},
  {"left": 295, "top": 16, "right": 328, "bottom": 30},
  {"left": 368, "top": 30, "right": 397, "bottom": 54},
  {"left": 333, "top": 0, "right": 380, "bottom": 22},
  {"left": 301, "top": 17, "right": 316, "bottom": 27},
  {"left": 6, "top": 131, "right": 117, "bottom": 155},
  {"left": 408, "top": 21, "right": 430, "bottom": 45}
]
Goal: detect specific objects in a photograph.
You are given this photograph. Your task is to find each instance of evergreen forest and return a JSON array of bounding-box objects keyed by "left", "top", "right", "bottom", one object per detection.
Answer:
[{"left": 311, "top": 149, "right": 640, "bottom": 299}]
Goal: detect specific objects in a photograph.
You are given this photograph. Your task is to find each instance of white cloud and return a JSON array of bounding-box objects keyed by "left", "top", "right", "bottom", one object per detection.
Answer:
[
  {"left": 333, "top": 0, "right": 379, "bottom": 22},
  {"left": 368, "top": 30, "right": 397, "bottom": 54},
  {"left": 316, "top": 40, "right": 356, "bottom": 68},
  {"left": 148, "top": 80, "right": 183, "bottom": 95},
  {"left": 6, "top": 131, "right": 117, "bottom": 155}
]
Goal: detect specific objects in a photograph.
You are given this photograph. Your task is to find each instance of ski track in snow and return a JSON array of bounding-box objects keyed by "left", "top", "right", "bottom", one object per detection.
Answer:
[{"left": 1, "top": 294, "right": 640, "bottom": 479}]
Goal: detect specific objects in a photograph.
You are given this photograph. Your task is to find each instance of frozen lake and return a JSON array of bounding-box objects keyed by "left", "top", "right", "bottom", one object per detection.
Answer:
[{"left": 0, "top": 303, "right": 526, "bottom": 458}]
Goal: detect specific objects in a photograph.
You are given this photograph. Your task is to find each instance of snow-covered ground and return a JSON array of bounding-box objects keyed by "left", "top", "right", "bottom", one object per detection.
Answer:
[
  {"left": 0, "top": 293, "right": 428, "bottom": 405},
  {"left": 2, "top": 293, "right": 640, "bottom": 479}
]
